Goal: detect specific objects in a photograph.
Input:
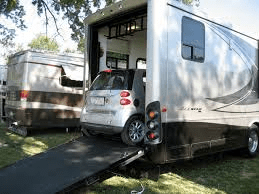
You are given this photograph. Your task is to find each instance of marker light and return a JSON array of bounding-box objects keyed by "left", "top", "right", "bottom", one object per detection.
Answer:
[
  {"left": 20, "top": 90, "right": 29, "bottom": 99},
  {"left": 162, "top": 107, "right": 167, "bottom": 112},
  {"left": 103, "top": 69, "right": 112, "bottom": 73}
]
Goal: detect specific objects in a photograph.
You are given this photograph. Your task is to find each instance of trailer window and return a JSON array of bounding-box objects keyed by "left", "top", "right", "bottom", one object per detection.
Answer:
[
  {"left": 182, "top": 16, "right": 205, "bottom": 63},
  {"left": 106, "top": 51, "right": 129, "bottom": 69}
]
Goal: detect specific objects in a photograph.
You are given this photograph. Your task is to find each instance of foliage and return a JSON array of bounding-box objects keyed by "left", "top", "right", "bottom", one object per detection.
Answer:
[
  {"left": 0, "top": 0, "right": 26, "bottom": 46},
  {"left": 182, "top": 0, "right": 193, "bottom": 5},
  {"left": 77, "top": 37, "right": 85, "bottom": 53},
  {"left": 28, "top": 35, "right": 59, "bottom": 51},
  {"left": 0, "top": 0, "right": 199, "bottom": 51},
  {"left": 31, "top": 0, "right": 116, "bottom": 43}
]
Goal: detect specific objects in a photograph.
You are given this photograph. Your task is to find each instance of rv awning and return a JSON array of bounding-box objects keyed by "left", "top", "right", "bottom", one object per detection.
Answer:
[{"left": 62, "top": 65, "right": 83, "bottom": 81}]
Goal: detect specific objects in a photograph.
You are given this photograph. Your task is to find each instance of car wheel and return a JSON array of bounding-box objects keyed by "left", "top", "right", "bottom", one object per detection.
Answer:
[
  {"left": 245, "top": 124, "right": 259, "bottom": 157},
  {"left": 121, "top": 116, "right": 145, "bottom": 146}
]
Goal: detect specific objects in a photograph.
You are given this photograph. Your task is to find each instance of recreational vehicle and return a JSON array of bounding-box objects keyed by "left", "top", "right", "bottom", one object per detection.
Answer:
[
  {"left": 6, "top": 50, "right": 85, "bottom": 136},
  {"left": 80, "top": 0, "right": 259, "bottom": 163},
  {"left": 0, "top": 65, "right": 7, "bottom": 120}
]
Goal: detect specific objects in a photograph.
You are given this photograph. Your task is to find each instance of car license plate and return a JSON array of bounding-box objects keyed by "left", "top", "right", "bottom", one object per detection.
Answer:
[{"left": 90, "top": 97, "right": 105, "bottom": 105}]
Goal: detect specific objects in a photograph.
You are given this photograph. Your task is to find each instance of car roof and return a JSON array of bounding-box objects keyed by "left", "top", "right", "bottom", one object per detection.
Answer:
[{"left": 101, "top": 69, "right": 145, "bottom": 73}]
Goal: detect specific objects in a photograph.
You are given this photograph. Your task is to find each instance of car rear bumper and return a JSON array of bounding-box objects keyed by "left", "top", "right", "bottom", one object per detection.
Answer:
[{"left": 81, "top": 122, "right": 123, "bottom": 134}]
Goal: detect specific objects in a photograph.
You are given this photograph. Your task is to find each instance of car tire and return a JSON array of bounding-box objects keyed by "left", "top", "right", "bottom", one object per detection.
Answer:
[
  {"left": 121, "top": 116, "right": 145, "bottom": 146},
  {"left": 244, "top": 124, "right": 259, "bottom": 158}
]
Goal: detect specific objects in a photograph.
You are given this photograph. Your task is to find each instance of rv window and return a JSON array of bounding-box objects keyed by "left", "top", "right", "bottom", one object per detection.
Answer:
[
  {"left": 182, "top": 16, "right": 205, "bottom": 63},
  {"left": 106, "top": 51, "right": 129, "bottom": 69},
  {"left": 60, "top": 66, "right": 84, "bottom": 88}
]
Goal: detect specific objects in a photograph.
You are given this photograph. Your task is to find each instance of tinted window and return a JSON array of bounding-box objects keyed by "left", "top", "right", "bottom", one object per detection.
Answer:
[
  {"left": 182, "top": 16, "right": 205, "bottom": 63},
  {"left": 106, "top": 52, "right": 129, "bottom": 69},
  {"left": 90, "top": 71, "right": 133, "bottom": 90}
]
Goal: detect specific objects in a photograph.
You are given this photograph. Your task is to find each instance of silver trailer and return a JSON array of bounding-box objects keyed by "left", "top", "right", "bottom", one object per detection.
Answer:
[
  {"left": 6, "top": 50, "right": 85, "bottom": 135},
  {"left": 81, "top": 0, "right": 259, "bottom": 163}
]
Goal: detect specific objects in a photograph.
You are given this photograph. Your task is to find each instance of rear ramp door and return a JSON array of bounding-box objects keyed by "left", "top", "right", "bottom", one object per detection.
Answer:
[{"left": 0, "top": 136, "right": 144, "bottom": 194}]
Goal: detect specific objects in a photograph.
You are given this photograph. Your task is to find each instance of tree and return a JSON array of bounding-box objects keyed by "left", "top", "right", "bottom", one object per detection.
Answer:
[
  {"left": 0, "top": 0, "right": 26, "bottom": 47},
  {"left": 1, "top": 0, "right": 198, "bottom": 51},
  {"left": 182, "top": 0, "right": 200, "bottom": 6},
  {"left": 31, "top": 0, "right": 116, "bottom": 42},
  {"left": 28, "top": 35, "right": 59, "bottom": 51}
]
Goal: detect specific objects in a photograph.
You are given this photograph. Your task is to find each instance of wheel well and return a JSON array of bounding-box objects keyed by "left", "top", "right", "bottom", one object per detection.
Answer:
[
  {"left": 250, "top": 122, "right": 259, "bottom": 129},
  {"left": 127, "top": 114, "right": 145, "bottom": 122}
]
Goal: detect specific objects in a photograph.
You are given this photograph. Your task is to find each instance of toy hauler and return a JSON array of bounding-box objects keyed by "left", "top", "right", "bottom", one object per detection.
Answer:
[
  {"left": 81, "top": 0, "right": 259, "bottom": 163},
  {"left": 6, "top": 50, "right": 85, "bottom": 136}
]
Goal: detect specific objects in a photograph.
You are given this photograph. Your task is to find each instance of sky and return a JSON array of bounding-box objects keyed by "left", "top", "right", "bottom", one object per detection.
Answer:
[
  {"left": 199, "top": 0, "right": 259, "bottom": 39},
  {"left": 0, "top": 0, "right": 259, "bottom": 64}
]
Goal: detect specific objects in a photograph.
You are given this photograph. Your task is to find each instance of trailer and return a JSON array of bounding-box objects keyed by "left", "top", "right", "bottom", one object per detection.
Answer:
[
  {"left": 0, "top": 136, "right": 144, "bottom": 194},
  {"left": 81, "top": 0, "right": 259, "bottom": 164},
  {"left": 5, "top": 50, "right": 86, "bottom": 136}
]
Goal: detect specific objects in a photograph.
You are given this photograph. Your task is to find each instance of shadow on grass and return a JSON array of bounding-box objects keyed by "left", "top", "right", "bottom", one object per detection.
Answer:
[
  {"left": 0, "top": 122, "right": 80, "bottom": 169},
  {"left": 76, "top": 152, "right": 259, "bottom": 194}
]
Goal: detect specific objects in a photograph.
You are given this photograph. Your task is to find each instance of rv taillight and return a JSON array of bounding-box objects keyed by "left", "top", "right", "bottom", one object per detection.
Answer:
[
  {"left": 120, "top": 91, "right": 130, "bottom": 97},
  {"left": 120, "top": 98, "right": 131, "bottom": 105},
  {"left": 103, "top": 69, "right": 112, "bottom": 73},
  {"left": 148, "top": 111, "right": 158, "bottom": 119},
  {"left": 20, "top": 90, "right": 29, "bottom": 99},
  {"left": 148, "top": 132, "right": 156, "bottom": 140}
]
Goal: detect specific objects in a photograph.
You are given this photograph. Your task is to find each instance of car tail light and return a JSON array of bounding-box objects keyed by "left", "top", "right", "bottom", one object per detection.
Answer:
[
  {"left": 120, "top": 98, "right": 131, "bottom": 105},
  {"left": 20, "top": 90, "right": 29, "bottom": 99},
  {"left": 120, "top": 91, "right": 130, "bottom": 97}
]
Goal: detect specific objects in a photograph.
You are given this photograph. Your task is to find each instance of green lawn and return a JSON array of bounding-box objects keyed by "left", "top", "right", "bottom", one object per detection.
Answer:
[
  {"left": 1, "top": 122, "right": 259, "bottom": 194},
  {"left": 82, "top": 153, "right": 259, "bottom": 194},
  {"left": 0, "top": 122, "right": 80, "bottom": 168}
]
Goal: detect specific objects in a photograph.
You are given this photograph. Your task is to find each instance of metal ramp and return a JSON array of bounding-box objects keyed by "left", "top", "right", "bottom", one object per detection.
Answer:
[{"left": 0, "top": 136, "right": 144, "bottom": 194}]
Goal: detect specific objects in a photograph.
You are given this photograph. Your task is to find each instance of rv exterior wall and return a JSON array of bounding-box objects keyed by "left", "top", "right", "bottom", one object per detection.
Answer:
[
  {"left": 5, "top": 50, "right": 85, "bottom": 130},
  {"left": 146, "top": 0, "right": 168, "bottom": 106},
  {"left": 82, "top": 0, "right": 259, "bottom": 163}
]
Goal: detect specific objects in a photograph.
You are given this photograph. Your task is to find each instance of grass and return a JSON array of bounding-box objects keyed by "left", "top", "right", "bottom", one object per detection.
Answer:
[
  {"left": 1, "top": 122, "right": 259, "bottom": 194},
  {"left": 0, "top": 122, "right": 80, "bottom": 168},
  {"left": 80, "top": 154, "right": 259, "bottom": 194},
  {"left": 77, "top": 151, "right": 259, "bottom": 194}
]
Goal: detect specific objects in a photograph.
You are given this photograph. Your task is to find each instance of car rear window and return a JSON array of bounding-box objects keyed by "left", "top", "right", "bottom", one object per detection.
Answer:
[{"left": 90, "top": 70, "right": 134, "bottom": 91}]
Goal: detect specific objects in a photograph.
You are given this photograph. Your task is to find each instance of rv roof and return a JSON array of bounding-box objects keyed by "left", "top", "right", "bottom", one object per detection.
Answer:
[{"left": 84, "top": 0, "right": 147, "bottom": 26}]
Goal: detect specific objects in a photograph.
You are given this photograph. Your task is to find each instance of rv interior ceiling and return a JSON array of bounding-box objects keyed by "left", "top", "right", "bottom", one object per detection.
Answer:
[{"left": 96, "top": 11, "right": 147, "bottom": 71}]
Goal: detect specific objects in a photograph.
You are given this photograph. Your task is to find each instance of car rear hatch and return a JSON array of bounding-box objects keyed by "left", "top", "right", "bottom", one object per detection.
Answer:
[{"left": 83, "top": 70, "right": 135, "bottom": 128}]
